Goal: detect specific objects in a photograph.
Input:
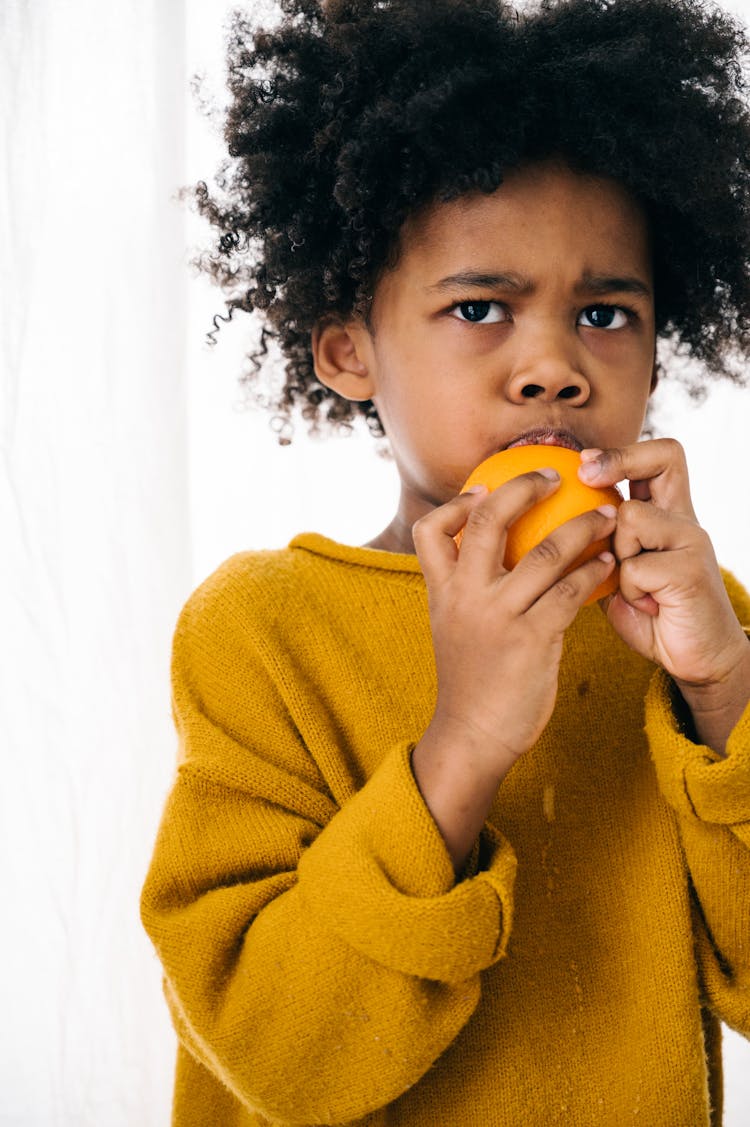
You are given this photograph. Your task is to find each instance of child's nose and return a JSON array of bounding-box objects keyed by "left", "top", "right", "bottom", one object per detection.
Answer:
[{"left": 505, "top": 349, "right": 590, "bottom": 405}]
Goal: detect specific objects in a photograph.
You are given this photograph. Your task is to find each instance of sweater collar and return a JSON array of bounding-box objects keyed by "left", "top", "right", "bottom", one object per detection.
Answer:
[{"left": 289, "top": 532, "right": 423, "bottom": 574}]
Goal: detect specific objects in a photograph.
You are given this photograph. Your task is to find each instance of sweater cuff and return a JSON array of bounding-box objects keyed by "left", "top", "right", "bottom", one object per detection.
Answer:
[
  {"left": 645, "top": 667, "right": 750, "bottom": 825},
  {"left": 296, "top": 742, "right": 517, "bottom": 984}
]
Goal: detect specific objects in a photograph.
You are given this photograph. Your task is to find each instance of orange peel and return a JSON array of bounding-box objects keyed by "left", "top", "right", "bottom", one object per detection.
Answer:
[{"left": 457, "top": 444, "right": 623, "bottom": 604}]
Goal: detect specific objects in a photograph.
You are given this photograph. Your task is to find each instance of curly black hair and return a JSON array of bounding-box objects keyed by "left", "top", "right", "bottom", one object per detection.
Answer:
[{"left": 182, "top": 0, "right": 750, "bottom": 443}]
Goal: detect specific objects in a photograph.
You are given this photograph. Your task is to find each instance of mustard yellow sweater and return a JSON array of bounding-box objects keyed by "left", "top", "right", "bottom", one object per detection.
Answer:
[{"left": 141, "top": 533, "right": 750, "bottom": 1126}]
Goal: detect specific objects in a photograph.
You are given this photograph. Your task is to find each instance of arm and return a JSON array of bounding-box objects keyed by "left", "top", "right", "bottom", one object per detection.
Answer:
[
  {"left": 579, "top": 441, "right": 750, "bottom": 1031},
  {"left": 140, "top": 566, "right": 517, "bottom": 1126},
  {"left": 410, "top": 469, "right": 620, "bottom": 874},
  {"left": 673, "top": 620, "right": 750, "bottom": 755},
  {"left": 646, "top": 639, "right": 750, "bottom": 1034}
]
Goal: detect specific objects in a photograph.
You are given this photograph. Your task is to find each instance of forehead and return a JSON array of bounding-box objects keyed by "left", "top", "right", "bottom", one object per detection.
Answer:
[{"left": 383, "top": 161, "right": 651, "bottom": 291}]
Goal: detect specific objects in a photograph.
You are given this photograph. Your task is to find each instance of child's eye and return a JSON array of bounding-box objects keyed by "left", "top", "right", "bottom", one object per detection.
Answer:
[
  {"left": 449, "top": 301, "right": 508, "bottom": 324},
  {"left": 578, "top": 305, "right": 630, "bottom": 330}
]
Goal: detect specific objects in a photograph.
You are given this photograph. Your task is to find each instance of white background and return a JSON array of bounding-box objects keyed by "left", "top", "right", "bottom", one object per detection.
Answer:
[{"left": 2, "top": 1, "right": 749, "bottom": 1124}]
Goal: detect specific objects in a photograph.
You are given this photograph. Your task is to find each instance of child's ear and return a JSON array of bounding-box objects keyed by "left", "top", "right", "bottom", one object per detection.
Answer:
[{"left": 311, "top": 320, "right": 376, "bottom": 402}]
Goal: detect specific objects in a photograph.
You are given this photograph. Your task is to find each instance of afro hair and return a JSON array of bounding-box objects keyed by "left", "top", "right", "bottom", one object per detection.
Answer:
[{"left": 182, "top": 0, "right": 750, "bottom": 442}]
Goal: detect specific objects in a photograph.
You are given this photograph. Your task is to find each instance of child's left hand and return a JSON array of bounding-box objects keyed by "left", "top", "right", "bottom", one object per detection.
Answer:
[{"left": 578, "top": 438, "right": 750, "bottom": 753}]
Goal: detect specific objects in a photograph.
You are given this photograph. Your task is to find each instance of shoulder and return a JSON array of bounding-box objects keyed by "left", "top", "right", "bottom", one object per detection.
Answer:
[
  {"left": 179, "top": 534, "right": 424, "bottom": 634},
  {"left": 185, "top": 546, "right": 305, "bottom": 607},
  {"left": 169, "top": 547, "right": 324, "bottom": 713},
  {"left": 175, "top": 546, "right": 315, "bottom": 644},
  {"left": 172, "top": 536, "right": 428, "bottom": 687}
]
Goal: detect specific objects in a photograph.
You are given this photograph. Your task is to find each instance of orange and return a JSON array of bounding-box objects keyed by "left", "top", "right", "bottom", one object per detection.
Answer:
[{"left": 457, "top": 445, "right": 623, "bottom": 604}]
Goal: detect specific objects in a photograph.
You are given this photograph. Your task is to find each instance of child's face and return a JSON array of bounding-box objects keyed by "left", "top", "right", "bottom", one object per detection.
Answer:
[{"left": 318, "top": 160, "right": 656, "bottom": 548}]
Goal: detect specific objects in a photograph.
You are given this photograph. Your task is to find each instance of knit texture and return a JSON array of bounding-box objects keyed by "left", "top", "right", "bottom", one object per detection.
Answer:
[{"left": 140, "top": 533, "right": 750, "bottom": 1126}]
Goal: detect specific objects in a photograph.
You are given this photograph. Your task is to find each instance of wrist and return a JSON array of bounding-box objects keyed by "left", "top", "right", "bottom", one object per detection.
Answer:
[
  {"left": 673, "top": 632, "right": 750, "bottom": 755},
  {"left": 427, "top": 708, "right": 523, "bottom": 782},
  {"left": 411, "top": 718, "right": 514, "bottom": 876}
]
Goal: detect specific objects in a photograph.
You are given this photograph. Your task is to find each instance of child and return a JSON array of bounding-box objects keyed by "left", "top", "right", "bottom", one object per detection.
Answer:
[{"left": 141, "top": 0, "right": 750, "bottom": 1123}]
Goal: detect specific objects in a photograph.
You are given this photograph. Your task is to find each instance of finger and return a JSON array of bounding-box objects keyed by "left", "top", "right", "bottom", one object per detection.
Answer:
[
  {"left": 618, "top": 551, "right": 682, "bottom": 612},
  {"left": 505, "top": 504, "right": 618, "bottom": 614},
  {"left": 530, "top": 549, "right": 618, "bottom": 623},
  {"left": 578, "top": 438, "right": 696, "bottom": 518},
  {"left": 413, "top": 487, "right": 489, "bottom": 588},
  {"left": 456, "top": 469, "right": 561, "bottom": 584},
  {"left": 613, "top": 499, "right": 701, "bottom": 562},
  {"left": 616, "top": 524, "right": 714, "bottom": 611},
  {"left": 612, "top": 588, "right": 661, "bottom": 617}
]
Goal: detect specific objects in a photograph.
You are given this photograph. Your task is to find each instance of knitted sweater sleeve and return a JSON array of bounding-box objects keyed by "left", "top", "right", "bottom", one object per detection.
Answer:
[
  {"left": 140, "top": 559, "right": 517, "bottom": 1125},
  {"left": 645, "top": 569, "right": 750, "bottom": 1036}
]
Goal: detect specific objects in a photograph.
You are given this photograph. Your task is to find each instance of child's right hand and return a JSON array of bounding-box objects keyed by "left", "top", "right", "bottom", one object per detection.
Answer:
[{"left": 413, "top": 469, "right": 618, "bottom": 780}]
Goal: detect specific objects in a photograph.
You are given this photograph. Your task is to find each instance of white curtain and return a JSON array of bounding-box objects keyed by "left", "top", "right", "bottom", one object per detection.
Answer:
[
  {"left": 2, "top": 2, "right": 189, "bottom": 1123},
  {"left": 2, "top": 1, "right": 748, "bottom": 1124}
]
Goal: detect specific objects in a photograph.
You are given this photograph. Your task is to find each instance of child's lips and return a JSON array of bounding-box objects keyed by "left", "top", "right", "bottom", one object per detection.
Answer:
[{"left": 503, "top": 427, "right": 584, "bottom": 453}]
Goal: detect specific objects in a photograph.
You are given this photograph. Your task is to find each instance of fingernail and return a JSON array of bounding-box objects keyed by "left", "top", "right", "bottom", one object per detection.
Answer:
[
  {"left": 597, "top": 504, "right": 618, "bottom": 518},
  {"left": 579, "top": 459, "right": 601, "bottom": 482},
  {"left": 538, "top": 468, "right": 560, "bottom": 481},
  {"left": 580, "top": 448, "right": 603, "bottom": 461},
  {"left": 598, "top": 551, "right": 615, "bottom": 564},
  {"left": 465, "top": 484, "right": 488, "bottom": 494}
]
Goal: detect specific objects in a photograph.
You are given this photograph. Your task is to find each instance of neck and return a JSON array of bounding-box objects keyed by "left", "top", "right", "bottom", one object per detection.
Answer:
[
  {"left": 364, "top": 514, "right": 416, "bottom": 553},
  {"left": 364, "top": 487, "right": 424, "bottom": 553}
]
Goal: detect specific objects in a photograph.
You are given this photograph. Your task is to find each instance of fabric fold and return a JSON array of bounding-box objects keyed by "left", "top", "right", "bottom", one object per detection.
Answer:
[
  {"left": 298, "top": 742, "right": 517, "bottom": 983},
  {"left": 646, "top": 667, "right": 750, "bottom": 825}
]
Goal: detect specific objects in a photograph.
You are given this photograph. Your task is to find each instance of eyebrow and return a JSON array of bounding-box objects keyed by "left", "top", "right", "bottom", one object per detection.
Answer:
[{"left": 425, "top": 270, "right": 652, "bottom": 299}]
